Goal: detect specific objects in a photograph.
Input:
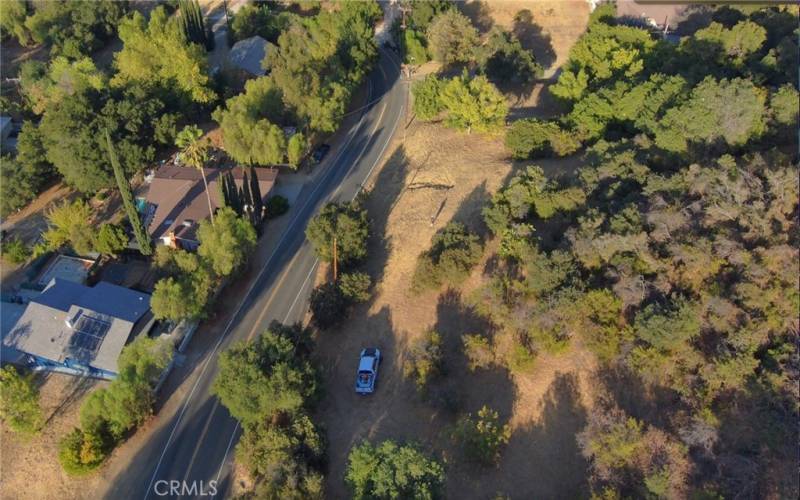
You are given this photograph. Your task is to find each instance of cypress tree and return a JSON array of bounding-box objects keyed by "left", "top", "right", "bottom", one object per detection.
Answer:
[
  {"left": 249, "top": 166, "right": 263, "bottom": 223},
  {"left": 229, "top": 172, "right": 242, "bottom": 216},
  {"left": 105, "top": 130, "right": 153, "bottom": 256},
  {"left": 217, "top": 173, "right": 227, "bottom": 207},
  {"left": 241, "top": 170, "right": 254, "bottom": 222}
]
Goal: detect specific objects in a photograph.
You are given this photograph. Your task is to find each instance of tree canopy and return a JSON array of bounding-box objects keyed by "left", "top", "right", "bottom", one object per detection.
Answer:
[{"left": 346, "top": 440, "right": 445, "bottom": 500}]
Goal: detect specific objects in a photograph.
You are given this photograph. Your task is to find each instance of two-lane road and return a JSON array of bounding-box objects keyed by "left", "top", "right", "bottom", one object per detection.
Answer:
[{"left": 104, "top": 48, "right": 405, "bottom": 500}]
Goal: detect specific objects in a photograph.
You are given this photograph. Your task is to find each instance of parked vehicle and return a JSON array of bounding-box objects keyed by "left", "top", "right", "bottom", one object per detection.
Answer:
[
  {"left": 312, "top": 144, "right": 331, "bottom": 164},
  {"left": 355, "top": 348, "right": 381, "bottom": 394}
]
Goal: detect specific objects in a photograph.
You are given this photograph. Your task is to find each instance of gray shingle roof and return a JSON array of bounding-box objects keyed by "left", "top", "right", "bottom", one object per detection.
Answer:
[
  {"left": 3, "top": 279, "right": 151, "bottom": 374},
  {"left": 229, "top": 35, "right": 270, "bottom": 76}
]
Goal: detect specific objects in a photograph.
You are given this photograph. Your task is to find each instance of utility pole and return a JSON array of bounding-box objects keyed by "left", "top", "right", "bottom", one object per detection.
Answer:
[
  {"left": 332, "top": 236, "right": 338, "bottom": 282},
  {"left": 223, "top": 0, "right": 230, "bottom": 27}
]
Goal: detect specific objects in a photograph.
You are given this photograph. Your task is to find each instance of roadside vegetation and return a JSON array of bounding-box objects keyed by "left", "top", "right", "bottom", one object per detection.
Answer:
[
  {"left": 212, "top": 322, "right": 324, "bottom": 498},
  {"left": 0, "top": 365, "right": 44, "bottom": 436}
]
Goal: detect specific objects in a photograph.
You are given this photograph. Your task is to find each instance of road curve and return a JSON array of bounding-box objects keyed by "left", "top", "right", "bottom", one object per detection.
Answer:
[{"left": 103, "top": 48, "right": 405, "bottom": 500}]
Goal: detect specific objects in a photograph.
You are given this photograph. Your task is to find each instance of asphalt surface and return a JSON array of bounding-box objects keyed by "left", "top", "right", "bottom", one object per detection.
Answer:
[{"left": 104, "top": 48, "right": 405, "bottom": 500}]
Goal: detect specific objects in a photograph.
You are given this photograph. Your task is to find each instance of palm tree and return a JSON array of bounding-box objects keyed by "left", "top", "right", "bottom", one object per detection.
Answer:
[{"left": 176, "top": 125, "right": 214, "bottom": 224}]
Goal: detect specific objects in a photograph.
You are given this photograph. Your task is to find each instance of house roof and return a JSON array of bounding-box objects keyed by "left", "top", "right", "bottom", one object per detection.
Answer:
[
  {"left": 229, "top": 35, "right": 270, "bottom": 76},
  {"left": 145, "top": 165, "right": 277, "bottom": 241},
  {"left": 3, "top": 279, "right": 151, "bottom": 374}
]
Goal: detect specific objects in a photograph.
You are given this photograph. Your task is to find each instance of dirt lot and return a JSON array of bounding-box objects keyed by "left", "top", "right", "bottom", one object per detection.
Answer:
[
  {"left": 0, "top": 373, "right": 107, "bottom": 500},
  {"left": 313, "top": 119, "right": 597, "bottom": 499}
]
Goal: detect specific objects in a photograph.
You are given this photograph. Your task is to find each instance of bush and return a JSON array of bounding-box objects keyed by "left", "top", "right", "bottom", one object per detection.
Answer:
[
  {"left": 412, "top": 222, "right": 483, "bottom": 292},
  {"left": 287, "top": 133, "right": 307, "bottom": 167},
  {"left": 403, "top": 330, "right": 444, "bottom": 390},
  {"left": 58, "top": 427, "right": 110, "bottom": 475},
  {"left": 266, "top": 195, "right": 289, "bottom": 218},
  {"left": 505, "top": 119, "right": 580, "bottom": 159},
  {"left": 1, "top": 237, "right": 31, "bottom": 264},
  {"left": 346, "top": 440, "right": 445, "bottom": 500},
  {"left": 412, "top": 75, "right": 444, "bottom": 121},
  {"left": 0, "top": 366, "right": 43, "bottom": 435},
  {"left": 453, "top": 405, "right": 511, "bottom": 465},
  {"left": 506, "top": 342, "right": 536, "bottom": 373},
  {"left": 309, "top": 282, "right": 348, "bottom": 329},
  {"left": 338, "top": 272, "right": 372, "bottom": 303},
  {"left": 94, "top": 223, "right": 128, "bottom": 256},
  {"left": 402, "top": 29, "right": 429, "bottom": 65},
  {"left": 463, "top": 333, "right": 495, "bottom": 371}
]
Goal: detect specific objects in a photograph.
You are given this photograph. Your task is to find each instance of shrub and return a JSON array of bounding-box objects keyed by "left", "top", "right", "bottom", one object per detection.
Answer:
[
  {"left": 453, "top": 405, "right": 511, "bottom": 465},
  {"left": 412, "top": 222, "right": 483, "bottom": 292},
  {"left": 0, "top": 366, "right": 43, "bottom": 435},
  {"left": 506, "top": 342, "right": 536, "bottom": 373},
  {"left": 1, "top": 237, "right": 31, "bottom": 264},
  {"left": 266, "top": 195, "right": 289, "bottom": 218},
  {"left": 346, "top": 440, "right": 445, "bottom": 499},
  {"left": 94, "top": 223, "right": 128, "bottom": 255},
  {"left": 339, "top": 272, "right": 372, "bottom": 303},
  {"left": 402, "top": 28, "right": 429, "bottom": 65},
  {"left": 403, "top": 330, "right": 444, "bottom": 390},
  {"left": 412, "top": 75, "right": 444, "bottom": 121},
  {"left": 309, "top": 282, "right": 348, "bottom": 329},
  {"left": 58, "top": 427, "right": 109, "bottom": 475},
  {"left": 505, "top": 119, "right": 579, "bottom": 159},
  {"left": 463, "top": 334, "right": 495, "bottom": 371}
]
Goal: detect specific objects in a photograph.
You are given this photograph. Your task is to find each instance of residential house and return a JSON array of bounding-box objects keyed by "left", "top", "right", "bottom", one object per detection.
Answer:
[
  {"left": 3, "top": 279, "right": 154, "bottom": 379},
  {"left": 228, "top": 35, "right": 272, "bottom": 78},
  {"left": 143, "top": 165, "right": 277, "bottom": 250}
]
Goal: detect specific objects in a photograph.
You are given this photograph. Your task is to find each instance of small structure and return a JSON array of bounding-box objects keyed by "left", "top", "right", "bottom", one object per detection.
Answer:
[
  {"left": 143, "top": 165, "right": 278, "bottom": 250},
  {"left": 229, "top": 35, "right": 271, "bottom": 77},
  {"left": 3, "top": 279, "right": 154, "bottom": 379},
  {"left": 35, "top": 254, "right": 97, "bottom": 287}
]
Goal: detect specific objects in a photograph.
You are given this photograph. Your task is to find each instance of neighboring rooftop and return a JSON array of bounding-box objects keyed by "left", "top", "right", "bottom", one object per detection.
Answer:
[
  {"left": 229, "top": 35, "right": 270, "bottom": 76},
  {"left": 3, "top": 279, "right": 151, "bottom": 374},
  {"left": 144, "top": 165, "right": 277, "bottom": 241}
]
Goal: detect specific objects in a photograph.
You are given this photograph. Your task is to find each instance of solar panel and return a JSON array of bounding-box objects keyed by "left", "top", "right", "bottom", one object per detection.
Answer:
[{"left": 68, "top": 313, "right": 111, "bottom": 357}]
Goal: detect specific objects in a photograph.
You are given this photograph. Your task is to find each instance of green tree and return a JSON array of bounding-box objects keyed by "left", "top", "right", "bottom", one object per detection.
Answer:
[
  {"left": 403, "top": 330, "right": 443, "bottom": 390},
  {"left": 0, "top": 366, "right": 43, "bottom": 435},
  {"left": 1, "top": 237, "right": 31, "bottom": 265},
  {"left": 412, "top": 75, "right": 444, "bottom": 121},
  {"left": 24, "top": 0, "right": 127, "bottom": 58},
  {"left": 106, "top": 129, "right": 152, "bottom": 255},
  {"left": 338, "top": 272, "right": 372, "bottom": 303},
  {"left": 151, "top": 277, "right": 204, "bottom": 321},
  {"left": 94, "top": 224, "right": 128, "bottom": 256},
  {"left": 213, "top": 77, "right": 287, "bottom": 166},
  {"left": 505, "top": 119, "right": 559, "bottom": 159},
  {"left": 176, "top": 125, "right": 214, "bottom": 223},
  {"left": 479, "top": 27, "right": 542, "bottom": 84},
  {"left": 266, "top": 2, "right": 381, "bottom": 132},
  {"left": 402, "top": 29, "right": 429, "bottom": 65},
  {"left": 213, "top": 325, "right": 318, "bottom": 425},
  {"left": 426, "top": 9, "right": 478, "bottom": 65},
  {"left": 20, "top": 56, "right": 106, "bottom": 115},
  {"left": 0, "top": 122, "right": 55, "bottom": 216},
  {"left": 655, "top": 77, "right": 767, "bottom": 152},
  {"left": 113, "top": 6, "right": 215, "bottom": 104},
  {"left": 306, "top": 201, "right": 369, "bottom": 277},
  {"left": 453, "top": 405, "right": 511, "bottom": 465},
  {"left": 287, "top": 133, "right": 307, "bottom": 167},
  {"left": 309, "top": 282, "right": 349, "bottom": 330},
  {"left": 0, "top": 0, "right": 31, "bottom": 45},
  {"left": 346, "top": 440, "right": 445, "bottom": 500},
  {"left": 197, "top": 207, "right": 257, "bottom": 277},
  {"left": 438, "top": 72, "right": 508, "bottom": 133},
  {"left": 408, "top": 0, "right": 452, "bottom": 31},
  {"left": 769, "top": 84, "right": 799, "bottom": 126},
  {"left": 237, "top": 415, "right": 325, "bottom": 498},
  {"left": 412, "top": 222, "right": 483, "bottom": 291},
  {"left": 463, "top": 334, "right": 495, "bottom": 371},
  {"left": 58, "top": 427, "right": 109, "bottom": 475},
  {"left": 178, "top": 0, "right": 212, "bottom": 50},
  {"left": 42, "top": 199, "right": 95, "bottom": 255}
]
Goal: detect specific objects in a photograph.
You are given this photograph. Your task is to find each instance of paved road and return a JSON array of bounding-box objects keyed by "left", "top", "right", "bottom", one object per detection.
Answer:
[{"left": 104, "top": 48, "right": 404, "bottom": 500}]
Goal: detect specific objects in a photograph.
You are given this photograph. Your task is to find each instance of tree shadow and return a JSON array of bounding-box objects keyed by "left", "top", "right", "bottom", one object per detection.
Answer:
[
  {"left": 449, "top": 181, "right": 491, "bottom": 239},
  {"left": 594, "top": 364, "right": 682, "bottom": 430},
  {"left": 430, "top": 289, "right": 513, "bottom": 421},
  {"left": 513, "top": 9, "right": 557, "bottom": 71},
  {"left": 496, "top": 372, "right": 589, "bottom": 498},
  {"left": 42, "top": 374, "right": 97, "bottom": 426},
  {"left": 460, "top": 0, "right": 494, "bottom": 34},
  {"left": 674, "top": 4, "right": 714, "bottom": 36},
  {"left": 362, "top": 145, "right": 412, "bottom": 286}
]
